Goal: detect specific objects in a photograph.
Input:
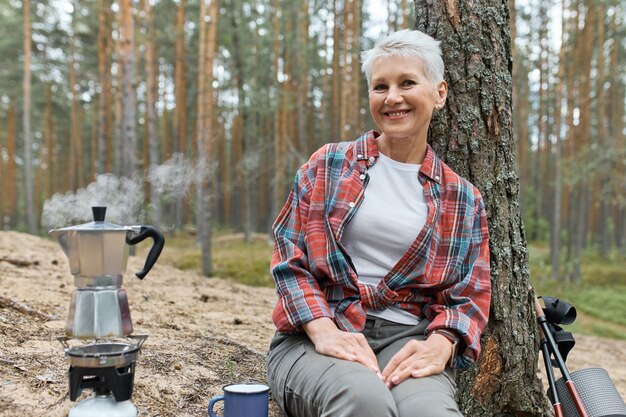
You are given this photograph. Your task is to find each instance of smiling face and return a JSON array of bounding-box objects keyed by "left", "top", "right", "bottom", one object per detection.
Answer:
[{"left": 368, "top": 55, "right": 447, "bottom": 146}]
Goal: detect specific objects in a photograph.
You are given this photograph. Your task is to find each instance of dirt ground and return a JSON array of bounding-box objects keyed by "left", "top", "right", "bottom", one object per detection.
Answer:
[{"left": 0, "top": 231, "right": 624, "bottom": 416}]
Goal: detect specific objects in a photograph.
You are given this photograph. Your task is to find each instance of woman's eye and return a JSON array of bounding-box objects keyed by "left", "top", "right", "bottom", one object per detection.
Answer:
[
  {"left": 402, "top": 80, "right": 417, "bottom": 87},
  {"left": 372, "top": 84, "right": 387, "bottom": 91}
]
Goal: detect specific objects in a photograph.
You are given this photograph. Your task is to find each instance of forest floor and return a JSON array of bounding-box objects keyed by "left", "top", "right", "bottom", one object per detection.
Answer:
[{"left": 0, "top": 230, "right": 625, "bottom": 416}]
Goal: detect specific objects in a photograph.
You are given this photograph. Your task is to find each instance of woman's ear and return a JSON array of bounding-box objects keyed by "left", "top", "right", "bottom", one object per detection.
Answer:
[{"left": 435, "top": 80, "right": 448, "bottom": 109}]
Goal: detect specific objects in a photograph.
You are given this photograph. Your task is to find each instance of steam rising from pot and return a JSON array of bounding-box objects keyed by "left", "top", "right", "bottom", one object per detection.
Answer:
[
  {"left": 42, "top": 174, "right": 145, "bottom": 229},
  {"left": 41, "top": 153, "right": 198, "bottom": 230}
]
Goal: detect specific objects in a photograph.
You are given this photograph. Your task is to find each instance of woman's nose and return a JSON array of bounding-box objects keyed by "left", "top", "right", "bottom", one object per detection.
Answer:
[{"left": 384, "top": 86, "right": 403, "bottom": 105}]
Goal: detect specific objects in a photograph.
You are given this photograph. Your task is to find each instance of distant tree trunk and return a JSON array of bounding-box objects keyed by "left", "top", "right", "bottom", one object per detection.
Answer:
[
  {"left": 69, "top": 1, "right": 84, "bottom": 191},
  {"left": 120, "top": 0, "right": 137, "bottom": 178},
  {"left": 5, "top": 103, "right": 17, "bottom": 229},
  {"left": 96, "top": 0, "right": 111, "bottom": 175},
  {"left": 113, "top": 13, "right": 124, "bottom": 177},
  {"left": 174, "top": 0, "right": 187, "bottom": 230},
  {"left": 608, "top": 14, "right": 625, "bottom": 254},
  {"left": 595, "top": 6, "right": 609, "bottom": 257},
  {"left": 550, "top": 0, "right": 566, "bottom": 281},
  {"left": 22, "top": 0, "right": 36, "bottom": 233},
  {"left": 230, "top": 0, "right": 253, "bottom": 241},
  {"left": 270, "top": 0, "right": 285, "bottom": 232},
  {"left": 401, "top": 0, "right": 408, "bottom": 29},
  {"left": 195, "top": 0, "right": 218, "bottom": 276},
  {"left": 414, "top": 0, "right": 549, "bottom": 415},
  {"left": 330, "top": 0, "right": 342, "bottom": 139},
  {"left": 572, "top": 0, "right": 594, "bottom": 282},
  {"left": 0, "top": 115, "right": 4, "bottom": 226},
  {"left": 143, "top": 0, "right": 161, "bottom": 227}
]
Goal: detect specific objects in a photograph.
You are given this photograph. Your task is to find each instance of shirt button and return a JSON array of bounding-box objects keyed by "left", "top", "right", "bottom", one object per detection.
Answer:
[
  {"left": 357, "top": 154, "right": 363, "bottom": 159},
  {"left": 349, "top": 202, "right": 356, "bottom": 208},
  {"left": 435, "top": 175, "right": 440, "bottom": 181},
  {"left": 369, "top": 156, "right": 375, "bottom": 163},
  {"left": 359, "top": 174, "right": 366, "bottom": 180}
]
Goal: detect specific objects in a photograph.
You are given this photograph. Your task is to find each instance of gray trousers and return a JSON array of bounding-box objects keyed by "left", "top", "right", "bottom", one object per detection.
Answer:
[{"left": 266, "top": 317, "right": 463, "bottom": 417}]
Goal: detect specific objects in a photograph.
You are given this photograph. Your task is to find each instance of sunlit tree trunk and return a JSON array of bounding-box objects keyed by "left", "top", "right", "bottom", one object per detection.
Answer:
[
  {"left": 270, "top": 0, "right": 285, "bottom": 232},
  {"left": 5, "top": 103, "right": 17, "bottom": 229},
  {"left": 415, "top": 0, "right": 549, "bottom": 414},
  {"left": 551, "top": 0, "right": 566, "bottom": 281},
  {"left": 143, "top": 0, "right": 161, "bottom": 227},
  {"left": 96, "top": 0, "right": 111, "bottom": 175},
  {"left": 120, "top": 0, "right": 138, "bottom": 178},
  {"left": 22, "top": 0, "right": 36, "bottom": 233},
  {"left": 69, "top": 0, "right": 85, "bottom": 192},
  {"left": 608, "top": 13, "right": 625, "bottom": 254},
  {"left": 572, "top": 0, "right": 594, "bottom": 282},
  {"left": 331, "top": 0, "right": 342, "bottom": 139},
  {"left": 173, "top": 0, "right": 187, "bottom": 230},
  {"left": 595, "top": 5, "right": 609, "bottom": 257},
  {"left": 230, "top": 0, "right": 253, "bottom": 241},
  {"left": 195, "top": 0, "right": 218, "bottom": 276}
]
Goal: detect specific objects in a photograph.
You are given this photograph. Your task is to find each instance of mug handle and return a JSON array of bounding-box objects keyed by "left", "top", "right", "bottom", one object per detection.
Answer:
[{"left": 207, "top": 395, "right": 225, "bottom": 417}]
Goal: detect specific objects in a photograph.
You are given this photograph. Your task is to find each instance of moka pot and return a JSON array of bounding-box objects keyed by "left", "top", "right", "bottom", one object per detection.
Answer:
[{"left": 50, "top": 207, "right": 164, "bottom": 338}]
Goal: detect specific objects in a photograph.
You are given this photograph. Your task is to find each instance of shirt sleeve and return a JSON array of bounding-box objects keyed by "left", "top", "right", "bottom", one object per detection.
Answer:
[
  {"left": 426, "top": 195, "right": 491, "bottom": 368},
  {"left": 270, "top": 162, "right": 333, "bottom": 332}
]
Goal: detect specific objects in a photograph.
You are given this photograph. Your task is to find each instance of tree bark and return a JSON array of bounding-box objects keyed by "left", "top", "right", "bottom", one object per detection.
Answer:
[
  {"left": 551, "top": 0, "right": 566, "bottom": 281},
  {"left": 22, "top": 0, "right": 36, "bottom": 233},
  {"left": 414, "top": 0, "right": 549, "bottom": 415},
  {"left": 96, "top": 0, "right": 111, "bottom": 175},
  {"left": 173, "top": 0, "right": 187, "bottom": 230},
  {"left": 143, "top": 0, "right": 161, "bottom": 227},
  {"left": 5, "top": 103, "right": 17, "bottom": 229},
  {"left": 120, "top": 0, "right": 138, "bottom": 178}
]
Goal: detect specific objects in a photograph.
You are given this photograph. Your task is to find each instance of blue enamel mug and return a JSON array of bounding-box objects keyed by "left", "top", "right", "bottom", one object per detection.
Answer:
[{"left": 207, "top": 383, "right": 270, "bottom": 417}]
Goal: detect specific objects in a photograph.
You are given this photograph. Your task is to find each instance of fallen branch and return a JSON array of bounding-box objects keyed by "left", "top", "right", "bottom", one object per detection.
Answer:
[
  {"left": 0, "top": 257, "right": 34, "bottom": 268},
  {"left": 0, "top": 295, "right": 57, "bottom": 321}
]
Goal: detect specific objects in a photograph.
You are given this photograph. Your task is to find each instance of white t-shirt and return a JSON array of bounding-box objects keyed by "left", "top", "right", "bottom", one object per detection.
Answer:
[{"left": 341, "top": 151, "right": 428, "bottom": 325}]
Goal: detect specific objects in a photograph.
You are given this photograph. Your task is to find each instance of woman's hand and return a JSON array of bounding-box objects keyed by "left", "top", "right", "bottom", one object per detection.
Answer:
[
  {"left": 381, "top": 333, "right": 452, "bottom": 388},
  {"left": 303, "top": 317, "right": 382, "bottom": 378}
]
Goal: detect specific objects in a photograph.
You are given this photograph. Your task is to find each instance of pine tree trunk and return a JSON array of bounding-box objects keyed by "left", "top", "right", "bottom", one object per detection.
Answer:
[
  {"left": 96, "top": 0, "right": 111, "bottom": 175},
  {"left": 572, "top": 0, "right": 594, "bottom": 282},
  {"left": 414, "top": 0, "right": 549, "bottom": 414},
  {"left": 120, "top": 0, "right": 137, "bottom": 178},
  {"left": 5, "top": 104, "right": 17, "bottom": 229},
  {"left": 195, "top": 0, "right": 218, "bottom": 276},
  {"left": 230, "top": 0, "right": 253, "bottom": 240},
  {"left": 550, "top": 0, "right": 566, "bottom": 281},
  {"left": 142, "top": 0, "right": 161, "bottom": 227},
  {"left": 22, "top": 0, "right": 36, "bottom": 233},
  {"left": 595, "top": 6, "right": 610, "bottom": 256},
  {"left": 173, "top": 0, "right": 187, "bottom": 230},
  {"left": 70, "top": 1, "right": 84, "bottom": 190}
]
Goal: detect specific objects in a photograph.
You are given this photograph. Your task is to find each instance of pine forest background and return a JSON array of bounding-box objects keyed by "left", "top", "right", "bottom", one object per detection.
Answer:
[{"left": 0, "top": 0, "right": 624, "bottom": 281}]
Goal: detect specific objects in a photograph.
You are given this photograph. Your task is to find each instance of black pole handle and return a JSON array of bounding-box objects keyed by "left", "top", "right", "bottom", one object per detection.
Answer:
[{"left": 126, "top": 226, "right": 165, "bottom": 279}]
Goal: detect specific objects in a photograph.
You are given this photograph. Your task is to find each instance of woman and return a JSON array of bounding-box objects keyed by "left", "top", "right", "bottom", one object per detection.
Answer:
[{"left": 267, "top": 29, "right": 491, "bottom": 417}]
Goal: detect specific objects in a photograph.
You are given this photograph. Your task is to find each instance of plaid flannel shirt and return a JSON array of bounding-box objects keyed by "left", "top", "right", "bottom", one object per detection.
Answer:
[{"left": 271, "top": 130, "right": 491, "bottom": 368}]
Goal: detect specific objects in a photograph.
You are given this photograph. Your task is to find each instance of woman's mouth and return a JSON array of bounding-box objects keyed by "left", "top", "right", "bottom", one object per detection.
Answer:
[{"left": 384, "top": 109, "right": 411, "bottom": 119}]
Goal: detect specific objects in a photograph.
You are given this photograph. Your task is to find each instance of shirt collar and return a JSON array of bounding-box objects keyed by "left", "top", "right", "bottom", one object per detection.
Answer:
[
  {"left": 355, "top": 130, "right": 442, "bottom": 184},
  {"left": 354, "top": 130, "right": 380, "bottom": 164}
]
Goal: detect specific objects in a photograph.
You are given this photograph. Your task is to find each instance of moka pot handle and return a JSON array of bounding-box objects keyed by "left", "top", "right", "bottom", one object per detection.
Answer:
[{"left": 126, "top": 226, "right": 165, "bottom": 279}]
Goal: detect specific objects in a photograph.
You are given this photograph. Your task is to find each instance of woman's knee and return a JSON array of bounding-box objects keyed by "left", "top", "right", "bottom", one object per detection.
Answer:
[
  {"left": 320, "top": 369, "right": 398, "bottom": 417},
  {"left": 395, "top": 390, "right": 461, "bottom": 417}
]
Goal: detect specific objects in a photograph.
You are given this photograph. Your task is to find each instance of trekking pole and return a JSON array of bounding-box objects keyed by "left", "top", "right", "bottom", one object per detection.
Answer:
[
  {"left": 534, "top": 295, "right": 589, "bottom": 417},
  {"left": 539, "top": 334, "right": 564, "bottom": 417}
]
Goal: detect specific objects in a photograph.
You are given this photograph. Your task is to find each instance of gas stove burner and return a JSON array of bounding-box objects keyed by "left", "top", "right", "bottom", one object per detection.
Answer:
[
  {"left": 65, "top": 342, "right": 142, "bottom": 402},
  {"left": 65, "top": 342, "right": 140, "bottom": 368}
]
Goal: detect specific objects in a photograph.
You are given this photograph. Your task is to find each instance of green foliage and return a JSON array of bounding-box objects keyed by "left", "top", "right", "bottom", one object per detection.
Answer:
[
  {"left": 157, "top": 232, "right": 273, "bottom": 287},
  {"left": 529, "top": 243, "right": 626, "bottom": 340}
]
